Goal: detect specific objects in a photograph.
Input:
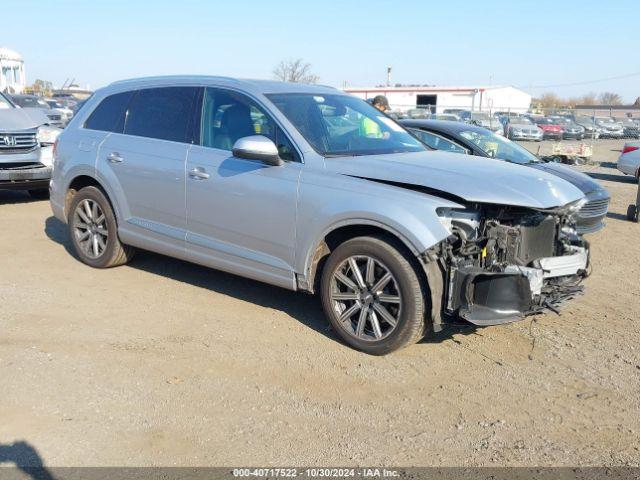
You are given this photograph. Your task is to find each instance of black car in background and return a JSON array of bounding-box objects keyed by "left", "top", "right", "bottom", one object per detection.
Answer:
[
  {"left": 548, "top": 116, "right": 586, "bottom": 140},
  {"left": 399, "top": 119, "right": 610, "bottom": 234},
  {"left": 614, "top": 117, "right": 640, "bottom": 139},
  {"left": 9, "top": 94, "right": 65, "bottom": 128}
]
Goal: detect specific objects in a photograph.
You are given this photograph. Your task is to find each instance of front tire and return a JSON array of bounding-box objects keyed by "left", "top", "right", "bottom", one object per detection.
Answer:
[
  {"left": 67, "top": 186, "right": 135, "bottom": 268},
  {"left": 320, "top": 235, "right": 428, "bottom": 355}
]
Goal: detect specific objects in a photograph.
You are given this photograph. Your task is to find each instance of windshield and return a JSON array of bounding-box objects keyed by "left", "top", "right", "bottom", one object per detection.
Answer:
[
  {"left": 432, "top": 114, "right": 458, "bottom": 121},
  {"left": 534, "top": 117, "right": 557, "bottom": 124},
  {"left": 551, "top": 117, "right": 571, "bottom": 125},
  {"left": 576, "top": 117, "right": 596, "bottom": 125},
  {"left": 0, "top": 93, "right": 14, "bottom": 109},
  {"left": 511, "top": 117, "right": 533, "bottom": 125},
  {"left": 267, "top": 93, "right": 426, "bottom": 157},
  {"left": 13, "top": 96, "right": 51, "bottom": 109},
  {"left": 460, "top": 129, "right": 539, "bottom": 165}
]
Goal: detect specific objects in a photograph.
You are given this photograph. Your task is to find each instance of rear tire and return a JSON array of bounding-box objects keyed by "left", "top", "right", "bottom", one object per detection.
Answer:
[
  {"left": 67, "top": 186, "right": 135, "bottom": 268},
  {"left": 320, "top": 235, "right": 428, "bottom": 355},
  {"left": 28, "top": 188, "right": 49, "bottom": 200}
]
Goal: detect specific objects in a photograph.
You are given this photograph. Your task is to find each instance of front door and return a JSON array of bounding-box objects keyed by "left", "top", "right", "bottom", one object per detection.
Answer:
[{"left": 185, "top": 87, "right": 301, "bottom": 289}]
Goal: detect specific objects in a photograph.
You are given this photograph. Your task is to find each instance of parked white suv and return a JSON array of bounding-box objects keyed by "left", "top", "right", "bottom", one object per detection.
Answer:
[{"left": 0, "top": 92, "right": 61, "bottom": 198}]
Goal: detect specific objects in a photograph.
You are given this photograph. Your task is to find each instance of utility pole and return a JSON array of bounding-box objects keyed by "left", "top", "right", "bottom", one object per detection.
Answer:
[{"left": 386, "top": 67, "right": 392, "bottom": 87}]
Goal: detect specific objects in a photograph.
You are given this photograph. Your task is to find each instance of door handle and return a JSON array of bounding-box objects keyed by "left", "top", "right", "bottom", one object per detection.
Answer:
[
  {"left": 107, "top": 152, "right": 123, "bottom": 163},
  {"left": 189, "top": 167, "right": 210, "bottom": 180}
]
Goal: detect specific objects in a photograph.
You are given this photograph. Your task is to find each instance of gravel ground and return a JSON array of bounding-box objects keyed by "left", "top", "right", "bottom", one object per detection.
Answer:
[{"left": 0, "top": 139, "right": 639, "bottom": 467}]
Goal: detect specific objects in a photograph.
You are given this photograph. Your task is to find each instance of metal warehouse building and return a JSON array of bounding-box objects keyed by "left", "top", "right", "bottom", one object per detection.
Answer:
[{"left": 344, "top": 85, "right": 532, "bottom": 114}]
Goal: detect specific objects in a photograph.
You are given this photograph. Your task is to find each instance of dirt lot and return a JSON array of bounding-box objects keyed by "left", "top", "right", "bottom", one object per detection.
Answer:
[{"left": 1, "top": 139, "right": 639, "bottom": 467}]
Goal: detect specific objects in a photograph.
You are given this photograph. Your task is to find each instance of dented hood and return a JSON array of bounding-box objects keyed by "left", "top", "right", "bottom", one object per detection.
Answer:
[
  {"left": 325, "top": 151, "right": 585, "bottom": 209},
  {"left": 0, "top": 108, "right": 49, "bottom": 130}
]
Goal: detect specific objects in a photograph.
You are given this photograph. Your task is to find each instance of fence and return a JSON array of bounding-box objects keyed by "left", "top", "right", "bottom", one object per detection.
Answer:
[{"left": 385, "top": 104, "right": 640, "bottom": 143}]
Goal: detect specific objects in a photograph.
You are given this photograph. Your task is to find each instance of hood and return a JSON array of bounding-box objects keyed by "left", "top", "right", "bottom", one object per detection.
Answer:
[
  {"left": 325, "top": 151, "right": 584, "bottom": 209},
  {"left": 528, "top": 162, "right": 607, "bottom": 196},
  {"left": 0, "top": 108, "right": 48, "bottom": 130},
  {"left": 602, "top": 124, "right": 623, "bottom": 131},
  {"left": 538, "top": 124, "right": 562, "bottom": 131}
]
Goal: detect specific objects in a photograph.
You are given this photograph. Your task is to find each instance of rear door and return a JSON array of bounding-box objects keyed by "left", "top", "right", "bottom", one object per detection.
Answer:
[{"left": 97, "top": 86, "right": 200, "bottom": 256}]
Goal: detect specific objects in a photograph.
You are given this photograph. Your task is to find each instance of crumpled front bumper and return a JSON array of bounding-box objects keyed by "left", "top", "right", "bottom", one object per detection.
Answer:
[{"left": 446, "top": 247, "right": 589, "bottom": 325}]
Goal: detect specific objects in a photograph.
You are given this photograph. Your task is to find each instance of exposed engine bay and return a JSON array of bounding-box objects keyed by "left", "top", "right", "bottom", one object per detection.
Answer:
[{"left": 433, "top": 200, "right": 589, "bottom": 325}]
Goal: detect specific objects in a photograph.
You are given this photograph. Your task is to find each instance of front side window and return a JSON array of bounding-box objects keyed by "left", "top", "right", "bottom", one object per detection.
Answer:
[
  {"left": 200, "top": 87, "right": 299, "bottom": 162},
  {"left": 267, "top": 93, "right": 425, "bottom": 157},
  {"left": 125, "top": 87, "right": 199, "bottom": 143},
  {"left": 410, "top": 129, "right": 467, "bottom": 154},
  {"left": 84, "top": 91, "right": 134, "bottom": 133},
  {"left": 460, "top": 130, "right": 538, "bottom": 165}
]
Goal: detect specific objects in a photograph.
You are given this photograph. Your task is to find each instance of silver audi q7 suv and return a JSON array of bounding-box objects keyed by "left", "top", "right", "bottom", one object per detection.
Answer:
[{"left": 50, "top": 76, "right": 590, "bottom": 354}]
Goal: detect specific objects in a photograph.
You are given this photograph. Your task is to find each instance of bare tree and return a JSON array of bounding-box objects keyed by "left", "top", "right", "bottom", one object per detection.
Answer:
[
  {"left": 634, "top": 96, "right": 640, "bottom": 106},
  {"left": 273, "top": 58, "right": 319, "bottom": 84},
  {"left": 30, "top": 79, "right": 53, "bottom": 96},
  {"left": 535, "top": 92, "right": 563, "bottom": 108},
  {"left": 578, "top": 92, "right": 598, "bottom": 105},
  {"left": 598, "top": 91, "right": 623, "bottom": 105}
]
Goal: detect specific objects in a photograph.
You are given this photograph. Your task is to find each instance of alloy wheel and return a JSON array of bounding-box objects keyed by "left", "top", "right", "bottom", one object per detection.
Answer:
[
  {"left": 329, "top": 255, "right": 402, "bottom": 341},
  {"left": 73, "top": 199, "right": 108, "bottom": 259}
]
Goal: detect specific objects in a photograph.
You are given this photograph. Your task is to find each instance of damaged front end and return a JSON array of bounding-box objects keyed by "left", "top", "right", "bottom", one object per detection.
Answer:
[{"left": 432, "top": 199, "right": 589, "bottom": 326}]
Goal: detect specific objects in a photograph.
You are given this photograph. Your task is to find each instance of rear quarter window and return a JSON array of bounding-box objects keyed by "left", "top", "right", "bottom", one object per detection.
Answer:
[{"left": 84, "top": 91, "right": 134, "bottom": 133}]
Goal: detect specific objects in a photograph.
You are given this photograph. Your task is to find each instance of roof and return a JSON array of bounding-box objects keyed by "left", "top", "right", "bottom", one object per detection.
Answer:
[
  {"left": 575, "top": 104, "right": 640, "bottom": 110},
  {"left": 399, "top": 119, "right": 487, "bottom": 135},
  {"left": 345, "top": 85, "right": 514, "bottom": 94},
  {"left": 0, "top": 47, "right": 23, "bottom": 61},
  {"left": 108, "top": 76, "right": 340, "bottom": 96}
]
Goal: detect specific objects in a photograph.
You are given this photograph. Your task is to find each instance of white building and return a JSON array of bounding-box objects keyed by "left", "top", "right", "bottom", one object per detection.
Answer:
[
  {"left": 344, "top": 85, "right": 531, "bottom": 114},
  {"left": 0, "top": 47, "right": 26, "bottom": 94}
]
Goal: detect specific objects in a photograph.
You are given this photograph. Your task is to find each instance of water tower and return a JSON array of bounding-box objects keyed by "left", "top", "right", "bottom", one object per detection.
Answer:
[{"left": 0, "top": 47, "right": 26, "bottom": 94}]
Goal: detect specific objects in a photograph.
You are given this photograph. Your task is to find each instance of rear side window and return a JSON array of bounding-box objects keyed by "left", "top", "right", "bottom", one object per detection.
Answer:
[
  {"left": 84, "top": 91, "right": 134, "bottom": 133},
  {"left": 124, "top": 87, "right": 199, "bottom": 143}
]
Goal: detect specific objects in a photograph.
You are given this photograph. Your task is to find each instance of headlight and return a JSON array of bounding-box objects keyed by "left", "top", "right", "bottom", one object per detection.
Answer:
[
  {"left": 436, "top": 208, "right": 481, "bottom": 239},
  {"left": 37, "top": 125, "right": 61, "bottom": 146}
]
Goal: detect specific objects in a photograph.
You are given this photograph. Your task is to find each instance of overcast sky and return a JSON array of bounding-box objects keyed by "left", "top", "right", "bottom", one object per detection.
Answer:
[{"left": 4, "top": 0, "right": 639, "bottom": 101}]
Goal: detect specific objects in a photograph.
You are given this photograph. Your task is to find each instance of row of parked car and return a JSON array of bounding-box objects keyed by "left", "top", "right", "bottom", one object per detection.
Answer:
[
  {"left": 5, "top": 93, "right": 82, "bottom": 128},
  {"left": 389, "top": 108, "right": 640, "bottom": 141},
  {"left": 0, "top": 78, "right": 612, "bottom": 354}
]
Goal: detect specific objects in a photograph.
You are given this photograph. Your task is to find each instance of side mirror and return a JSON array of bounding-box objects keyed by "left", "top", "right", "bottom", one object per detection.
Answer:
[{"left": 232, "top": 135, "right": 283, "bottom": 166}]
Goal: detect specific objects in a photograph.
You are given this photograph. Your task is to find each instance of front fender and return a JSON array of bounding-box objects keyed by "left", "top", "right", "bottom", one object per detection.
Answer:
[{"left": 294, "top": 171, "right": 459, "bottom": 277}]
